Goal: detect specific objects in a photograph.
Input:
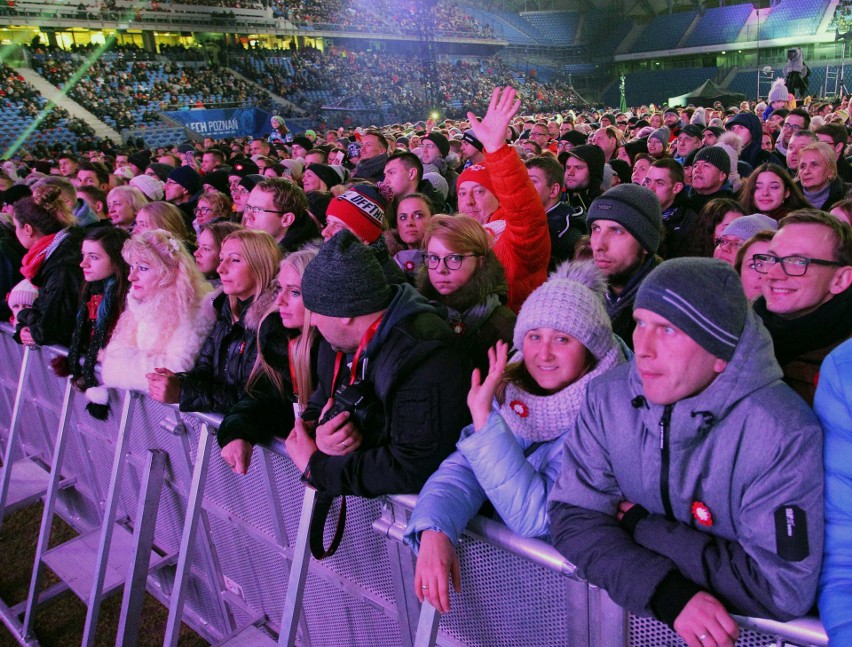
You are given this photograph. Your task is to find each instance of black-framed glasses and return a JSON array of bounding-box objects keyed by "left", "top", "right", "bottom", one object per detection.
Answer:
[
  {"left": 422, "top": 252, "right": 479, "bottom": 271},
  {"left": 194, "top": 206, "right": 214, "bottom": 216},
  {"left": 714, "top": 237, "right": 744, "bottom": 251},
  {"left": 751, "top": 253, "right": 842, "bottom": 276},
  {"left": 782, "top": 122, "right": 804, "bottom": 132},
  {"left": 245, "top": 204, "right": 283, "bottom": 216}
]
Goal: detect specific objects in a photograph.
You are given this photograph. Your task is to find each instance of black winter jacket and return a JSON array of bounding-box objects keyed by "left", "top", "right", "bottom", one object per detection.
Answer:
[
  {"left": 178, "top": 288, "right": 276, "bottom": 414},
  {"left": 302, "top": 284, "right": 471, "bottom": 497},
  {"left": 16, "top": 227, "right": 84, "bottom": 346}
]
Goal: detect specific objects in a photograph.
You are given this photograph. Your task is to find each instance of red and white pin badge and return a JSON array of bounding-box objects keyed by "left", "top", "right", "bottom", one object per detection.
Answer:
[
  {"left": 509, "top": 400, "right": 529, "bottom": 418},
  {"left": 691, "top": 501, "right": 713, "bottom": 527}
]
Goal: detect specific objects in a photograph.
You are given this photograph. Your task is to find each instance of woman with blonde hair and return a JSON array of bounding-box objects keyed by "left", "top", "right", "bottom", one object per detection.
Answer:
[
  {"left": 217, "top": 242, "right": 321, "bottom": 474},
  {"left": 133, "top": 201, "right": 195, "bottom": 247},
  {"left": 797, "top": 141, "right": 846, "bottom": 210},
  {"left": 106, "top": 185, "right": 147, "bottom": 232},
  {"left": 101, "top": 228, "right": 216, "bottom": 392},
  {"left": 147, "top": 229, "right": 281, "bottom": 415},
  {"left": 417, "top": 214, "right": 515, "bottom": 374}
]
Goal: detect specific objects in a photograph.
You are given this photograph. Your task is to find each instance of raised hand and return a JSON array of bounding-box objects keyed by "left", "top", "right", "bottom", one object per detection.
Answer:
[
  {"left": 466, "top": 86, "right": 521, "bottom": 154},
  {"left": 467, "top": 340, "right": 508, "bottom": 431}
]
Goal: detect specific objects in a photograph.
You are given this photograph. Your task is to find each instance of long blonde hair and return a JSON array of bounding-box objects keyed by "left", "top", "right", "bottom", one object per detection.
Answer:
[
  {"left": 247, "top": 242, "right": 319, "bottom": 407},
  {"left": 220, "top": 229, "right": 280, "bottom": 317}
]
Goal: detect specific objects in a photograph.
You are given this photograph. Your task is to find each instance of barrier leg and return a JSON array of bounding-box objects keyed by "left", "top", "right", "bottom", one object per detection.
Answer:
[
  {"left": 413, "top": 601, "right": 440, "bottom": 647},
  {"left": 588, "top": 586, "right": 628, "bottom": 647},
  {"left": 21, "top": 376, "right": 75, "bottom": 642},
  {"left": 0, "top": 346, "right": 32, "bottom": 528},
  {"left": 277, "top": 486, "right": 318, "bottom": 647},
  {"left": 116, "top": 449, "right": 167, "bottom": 647}
]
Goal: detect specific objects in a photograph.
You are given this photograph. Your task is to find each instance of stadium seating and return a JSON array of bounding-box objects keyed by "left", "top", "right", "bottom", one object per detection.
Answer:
[
  {"left": 520, "top": 11, "right": 579, "bottom": 46},
  {"left": 759, "top": 0, "right": 832, "bottom": 41},
  {"left": 683, "top": 4, "right": 753, "bottom": 48},
  {"left": 629, "top": 11, "right": 695, "bottom": 53}
]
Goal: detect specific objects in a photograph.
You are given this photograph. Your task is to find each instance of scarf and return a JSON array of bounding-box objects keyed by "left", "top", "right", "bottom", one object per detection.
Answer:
[
  {"left": 20, "top": 231, "right": 58, "bottom": 280},
  {"left": 605, "top": 255, "right": 659, "bottom": 335},
  {"left": 802, "top": 184, "right": 831, "bottom": 211},
  {"left": 501, "top": 344, "right": 622, "bottom": 442},
  {"left": 754, "top": 287, "right": 852, "bottom": 365}
]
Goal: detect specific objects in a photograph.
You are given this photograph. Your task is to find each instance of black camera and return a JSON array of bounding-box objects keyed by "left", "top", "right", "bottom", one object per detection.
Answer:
[{"left": 318, "top": 380, "right": 377, "bottom": 430}]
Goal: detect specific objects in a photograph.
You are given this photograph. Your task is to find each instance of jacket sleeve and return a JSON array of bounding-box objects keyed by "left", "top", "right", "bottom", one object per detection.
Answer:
[
  {"left": 217, "top": 384, "right": 295, "bottom": 448},
  {"left": 486, "top": 145, "right": 550, "bottom": 311},
  {"left": 630, "top": 416, "right": 824, "bottom": 620},
  {"left": 458, "top": 410, "right": 563, "bottom": 539},
  {"left": 16, "top": 262, "right": 82, "bottom": 346},
  {"left": 816, "top": 345, "right": 852, "bottom": 644},
  {"left": 305, "top": 344, "right": 470, "bottom": 497},
  {"left": 403, "top": 431, "right": 488, "bottom": 553},
  {"left": 547, "top": 394, "right": 685, "bottom": 619}
]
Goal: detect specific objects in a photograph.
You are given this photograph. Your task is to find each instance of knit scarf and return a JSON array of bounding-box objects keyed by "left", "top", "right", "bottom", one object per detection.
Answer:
[
  {"left": 501, "top": 344, "right": 622, "bottom": 442},
  {"left": 20, "top": 231, "right": 58, "bottom": 280},
  {"left": 605, "top": 256, "right": 658, "bottom": 334},
  {"left": 353, "top": 153, "right": 388, "bottom": 181},
  {"left": 67, "top": 278, "right": 121, "bottom": 418},
  {"left": 802, "top": 184, "right": 831, "bottom": 211}
]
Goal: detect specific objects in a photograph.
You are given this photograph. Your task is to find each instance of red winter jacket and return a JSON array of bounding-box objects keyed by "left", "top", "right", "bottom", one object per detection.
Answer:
[{"left": 485, "top": 145, "right": 550, "bottom": 313}]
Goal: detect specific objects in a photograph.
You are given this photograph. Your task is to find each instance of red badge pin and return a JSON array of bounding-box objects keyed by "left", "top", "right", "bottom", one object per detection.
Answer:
[
  {"left": 509, "top": 400, "right": 529, "bottom": 418},
  {"left": 452, "top": 322, "right": 466, "bottom": 335},
  {"left": 691, "top": 501, "right": 713, "bottom": 527},
  {"left": 404, "top": 260, "right": 416, "bottom": 272}
]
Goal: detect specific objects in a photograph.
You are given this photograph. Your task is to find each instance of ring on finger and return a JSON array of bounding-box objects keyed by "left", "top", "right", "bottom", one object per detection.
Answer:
[
  {"left": 421, "top": 585, "right": 429, "bottom": 590},
  {"left": 698, "top": 635, "right": 709, "bottom": 642}
]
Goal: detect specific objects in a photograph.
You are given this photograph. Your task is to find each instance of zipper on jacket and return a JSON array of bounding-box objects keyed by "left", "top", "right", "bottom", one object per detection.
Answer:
[{"left": 659, "top": 404, "right": 674, "bottom": 520}]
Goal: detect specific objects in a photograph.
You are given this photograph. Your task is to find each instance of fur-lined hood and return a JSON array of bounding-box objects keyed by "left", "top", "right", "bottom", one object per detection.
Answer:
[
  {"left": 211, "top": 280, "right": 280, "bottom": 333},
  {"left": 416, "top": 249, "right": 508, "bottom": 313}
]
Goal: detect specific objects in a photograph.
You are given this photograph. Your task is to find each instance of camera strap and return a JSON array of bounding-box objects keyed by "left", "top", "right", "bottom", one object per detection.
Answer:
[
  {"left": 331, "top": 313, "right": 384, "bottom": 388},
  {"left": 309, "top": 492, "right": 347, "bottom": 560}
]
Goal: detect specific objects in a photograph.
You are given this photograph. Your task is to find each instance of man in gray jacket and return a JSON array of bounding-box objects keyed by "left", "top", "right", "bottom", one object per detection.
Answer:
[{"left": 549, "top": 257, "right": 823, "bottom": 647}]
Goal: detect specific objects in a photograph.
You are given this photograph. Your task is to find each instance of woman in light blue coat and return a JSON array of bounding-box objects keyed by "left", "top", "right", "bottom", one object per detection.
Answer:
[{"left": 404, "top": 261, "right": 625, "bottom": 614}]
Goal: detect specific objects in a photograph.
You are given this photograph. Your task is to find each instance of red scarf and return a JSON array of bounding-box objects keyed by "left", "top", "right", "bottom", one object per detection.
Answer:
[{"left": 20, "top": 232, "right": 57, "bottom": 281}]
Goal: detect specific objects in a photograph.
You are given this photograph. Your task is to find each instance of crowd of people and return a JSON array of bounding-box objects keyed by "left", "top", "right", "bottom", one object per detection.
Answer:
[{"left": 1, "top": 77, "right": 851, "bottom": 647}]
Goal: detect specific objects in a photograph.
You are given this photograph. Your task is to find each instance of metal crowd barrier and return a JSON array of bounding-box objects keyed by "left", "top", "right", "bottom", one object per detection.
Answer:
[{"left": 0, "top": 325, "right": 829, "bottom": 647}]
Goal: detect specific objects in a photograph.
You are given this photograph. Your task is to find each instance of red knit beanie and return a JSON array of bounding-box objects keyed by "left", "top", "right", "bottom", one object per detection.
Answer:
[{"left": 457, "top": 163, "right": 495, "bottom": 196}]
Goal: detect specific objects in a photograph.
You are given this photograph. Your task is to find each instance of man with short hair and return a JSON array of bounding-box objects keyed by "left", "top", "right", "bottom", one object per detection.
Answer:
[
  {"left": 772, "top": 108, "right": 811, "bottom": 164},
  {"left": 590, "top": 126, "right": 619, "bottom": 161},
  {"left": 786, "top": 130, "right": 819, "bottom": 177},
  {"left": 643, "top": 159, "right": 697, "bottom": 259},
  {"left": 550, "top": 257, "right": 824, "bottom": 647},
  {"left": 753, "top": 210, "right": 852, "bottom": 404},
  {"left": 249, "top": 138, "right": 272, "bottom": 158},
  {"left": 528, "top": 122, "right": 551, "bottom": 152},
  {"left": 525, "top": 156, "right": 586, "bottom": 266},
  {"left": 58, "top": 154, "right": 79, "bottom": 178},
  {"left": 382, "top": 152, "right": 445, "bottom": 212},
  {"left": 201, "top": 149, "right": 225, "bottom": 175},
  {"left": 459, "top": 130, "right": 485, "bottom": 169},
  {"left": 588, "top": 184, "right": 662, "bottom": 346},
  {"left": 77, "top": 185, "right": 108, "bottom": 222},
  {"left": 814, "top": 123, "right": 852, "bottom": 182},
  {"left": 352, "top": 130, "right": 389, "bottom": 183},
  {"left": 244, "top": 177, "right": 319, "bottom": 254},
  {"left": 77, "top": 161, "right": 109, "bottom": 192},
  {"left": 688, "top": 146, "right": 734, "bottom": 213},
  {"left": 284, "top": 229, "right": 470, "bottom": 497},
  {"left": 673, "top": 125, "right": 702, "bottom": 165}
]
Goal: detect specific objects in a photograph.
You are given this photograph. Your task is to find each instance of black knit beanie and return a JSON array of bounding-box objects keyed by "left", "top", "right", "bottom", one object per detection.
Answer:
[
  {"left": 302, "top": 230, "right": 392, "bottom": 317},
  {"left": 587, "top": 184, "right": 662, "bottom": 254}
]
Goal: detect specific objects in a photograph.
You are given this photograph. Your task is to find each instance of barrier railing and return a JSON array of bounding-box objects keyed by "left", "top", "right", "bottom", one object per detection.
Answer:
[{"left": 0, "top": 325, "right": 829, "bottom": 647}]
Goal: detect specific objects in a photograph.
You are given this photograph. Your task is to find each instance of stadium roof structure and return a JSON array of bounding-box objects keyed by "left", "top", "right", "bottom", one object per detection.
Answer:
[{"left": 472, "top": 0, "right": 756, "bottom": 18}]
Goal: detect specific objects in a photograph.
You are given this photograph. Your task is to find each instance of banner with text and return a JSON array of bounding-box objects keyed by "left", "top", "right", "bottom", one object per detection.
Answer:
[{"left": 162, "top": 107, "right": 271, "bottom": 139}]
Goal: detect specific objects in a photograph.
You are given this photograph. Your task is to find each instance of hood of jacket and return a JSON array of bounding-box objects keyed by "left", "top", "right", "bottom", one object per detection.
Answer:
[
  {"left": 626, "top": 309, "right": 783, "bottom": 447},
  {"left": 366, "top": 282, "right": 444, "bottom": 356},
  {"left": 415, "top": 249, "right": 508, "bottom": 313}
]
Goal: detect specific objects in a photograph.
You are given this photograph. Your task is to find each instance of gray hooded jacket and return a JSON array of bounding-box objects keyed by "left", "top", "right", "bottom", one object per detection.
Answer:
[{"left": 548, "top": 310, "right": 823, "bottom": 624}]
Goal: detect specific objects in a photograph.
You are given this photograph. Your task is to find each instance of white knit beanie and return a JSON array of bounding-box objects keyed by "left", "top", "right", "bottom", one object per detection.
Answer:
[
  {"left": 768, "top": 78, "right": 789, "bottom": 104},
  {"left": 513, "top": 260, "right": 615, "bottom": 361}
]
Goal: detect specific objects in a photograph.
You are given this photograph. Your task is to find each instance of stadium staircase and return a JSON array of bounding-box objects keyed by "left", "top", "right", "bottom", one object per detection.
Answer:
[{"left": 14, "top": 67, "right": 122, "bottom": 142}]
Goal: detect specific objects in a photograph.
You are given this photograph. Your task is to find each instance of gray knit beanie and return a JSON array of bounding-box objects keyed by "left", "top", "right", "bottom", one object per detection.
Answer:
[
  {"left": 513, "top": 261, "right": 615, "bottom": 361},
  {"left": 587, "top": 184, "right": 663, "bottom": 254},
  {"left": 649, "top": 126, "right": 670, "bottom": 146},
  {"left": 694, "top": 145, "right": 731, "bottom": 175},
  {"left": 721, "top": 214, "right": 778, "bottom": 241},
  {"left": 634, "top": 258, "right": 747, "bottom": 361},
  {"left": 301, "top": 230, "right": 392, "bottom": 317}
]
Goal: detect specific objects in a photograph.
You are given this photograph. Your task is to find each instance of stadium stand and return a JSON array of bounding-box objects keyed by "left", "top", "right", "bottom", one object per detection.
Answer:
[
  {"left": 601, "top": 66, "right": 718, "bottom": 106},
  {"left": 759, "top": 0, "right": 832, "bottom": 41},
  {"left": 520, "top": 10, "right": 579, "bottom": 46},
  {"left": 682, "top": 3, "right": 753, "bottom": 48},
  {"left": 629, "top": 10, "right": 695, "bottom": 53}
]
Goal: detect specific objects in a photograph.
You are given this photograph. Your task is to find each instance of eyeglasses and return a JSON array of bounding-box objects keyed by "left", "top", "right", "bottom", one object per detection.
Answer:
[
  {"left": 782, "top": 122, "right": 804, "bottom": 132},
  {"left": 244, "top": 204, "right": 283, "bottom": 216},
  {"left": 714, "top": 237, "right": 744, "bottom": 251},
  {"left": 531, "top": 131, "right": 549, "bottom": 138},
  {"left": 751, "top": 253, "right": 842, "bottom": 276},
  {"left": 194, "top": 206, "right": 213, "bottom": 216},
  {"left": 422, "top": 252, "right": 479, "bottom": 270}
]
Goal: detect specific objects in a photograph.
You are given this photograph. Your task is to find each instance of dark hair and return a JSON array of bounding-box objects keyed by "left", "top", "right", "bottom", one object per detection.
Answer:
[
  {"left": 306, "top": 148, "right": 328, "bottom": 163},
  {"left": 78, "top": 161, "right": 110, "bottom": 186},
  {"left": 780, "top": 208, "right": 852, "bottom": 266},
  {"left": 204, "top": 149, "right": 225, "bottom": 163},
  {"left": 525, "top": 156, "right": 564, "bottom": 188},
  {"left": 690, "top": 198, "right": 745, "bottom": 257},
  {"left": 14, "top": 185, "right": 73, "bottom": 235},
  {"left": 255, "top": 177, "right": 308, "bottom": 219},
  {"left": 391, "top": 192, "right": 435, "bottom": 229},
  {"left": 77, "top": 185, "right": 106, "bottom": 211},
  {"left": 739, "top": 163, "right": 809, "bottom": 216},
  {"left": 788, "top": 107, "right": 811, "bottom": 129},
  {"left": 386, "top": 151, "right": 424, "bottom": 184},
  {"left": 81, "top": 226, "right": 131, "bottom": 299},
  {"left": 649, "top": 158, "right": 685, "bottom": 185},
  {"left": 362, "top": 129, "right": 388, "bottom": 151},
  {"left": 815, "top": 123, "right": 847, "bottom": 147},
  {"left": 734, "top": 230, "right": 775, "bottom": 273}
]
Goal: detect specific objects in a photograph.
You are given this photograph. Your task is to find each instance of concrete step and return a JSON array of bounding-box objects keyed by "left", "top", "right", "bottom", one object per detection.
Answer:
[{"left": 14, "top": 66, "right": 123, "bottom": 142}]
